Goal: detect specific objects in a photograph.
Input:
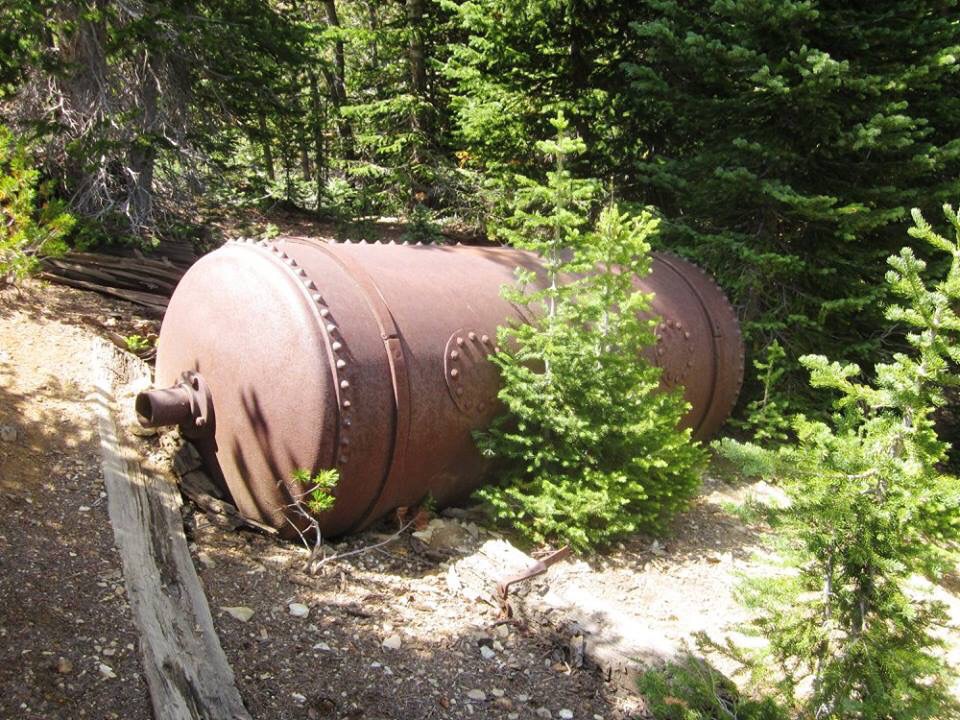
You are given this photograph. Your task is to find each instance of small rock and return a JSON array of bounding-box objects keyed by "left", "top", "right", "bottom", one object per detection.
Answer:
[
  {"left": 382, "top": 634, "right": 402, "bottom": 650},
  {"left": 491, "top": 689, "right": 505, "bottom": 698},
  {"left": 466, "top": 689, "right": 486, "bottom": 702},
  {"left": 78, "top": 506, "right": 91, "bottom": 513},
  {"left": 221, "top": 606, "right": 254, "bottom": 622},
  {"left": 289, "top": 603, "right": 310, "bottom": 618},
  {"left": 516, "top": 694, "right": 530, "bottom": 703},
  {"left": 313, "top": 642, "right": 332, "bottom": 652},
  {"left": 98, "top": 663, "right": 116, "bottom": 679},
  {"left": 291, "top": 692, "right": 307, "bottom": 705},
  {"left": 0, "top": 426, "right": 17, "bottom": 443},
  {"left": 55, "top": 657, "right": 73, "bottom": 674},
  {"left": 559, "top": 711, "right": 573, "bottom": 719},
  {"left": 535, "top": 708, "right": 552, "bottom": 719},
  {"left": 480, "top": 645, "right": 496, "bottom": 660}
]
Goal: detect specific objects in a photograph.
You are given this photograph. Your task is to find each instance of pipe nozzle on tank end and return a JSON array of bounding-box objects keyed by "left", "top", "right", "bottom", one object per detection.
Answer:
[{"left": 135, "top": 370, "right": 214, "bottom": 438}]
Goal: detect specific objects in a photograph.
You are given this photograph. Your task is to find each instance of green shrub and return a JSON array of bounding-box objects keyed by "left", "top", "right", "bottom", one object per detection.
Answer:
[
  {"left": 0, "top": 126, "right": 74, "bottom": 282},
  {"left": 475, "top": 114, "right": 706, "bottom": 552},
  {"left": 717, "top": 204, "right": 960, "bottom": 719}
]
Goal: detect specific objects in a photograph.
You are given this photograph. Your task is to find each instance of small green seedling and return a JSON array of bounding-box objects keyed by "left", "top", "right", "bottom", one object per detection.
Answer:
[
  {"left": 292, "top": 468, "right": 339, "bottom": 514},
  {"left": 124, "top": 334, "right": 152, "bottom": 352}
]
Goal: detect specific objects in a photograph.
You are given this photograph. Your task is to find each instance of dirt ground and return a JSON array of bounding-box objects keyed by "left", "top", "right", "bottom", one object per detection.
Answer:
[{"left": 1, "top": 280, "right": 958, "bottom": 720}]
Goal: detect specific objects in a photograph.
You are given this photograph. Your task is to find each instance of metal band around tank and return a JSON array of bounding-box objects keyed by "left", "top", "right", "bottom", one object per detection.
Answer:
[{"left": 312, "top": 242, "right": 413, "bottom": 533}]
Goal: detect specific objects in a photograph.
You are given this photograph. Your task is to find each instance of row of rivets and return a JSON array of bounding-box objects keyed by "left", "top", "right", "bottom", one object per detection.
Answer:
[{"left": 261, "top": 240, "right": 353, "bottom": 469}]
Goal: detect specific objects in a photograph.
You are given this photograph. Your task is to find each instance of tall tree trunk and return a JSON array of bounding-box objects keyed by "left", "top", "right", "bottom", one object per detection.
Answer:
[
  {"left": 406, "top": 0, "right": 430, "bottom": 204},
  {"left": 367, "top": 3, "right": 379, "bottom": 83},
  {"left": 127, "top": 54, "right": 158, "bottom": 231},
  {"left": 309, "top": 70, "right": 325, "bottom": 209},
  {"left": 258, "top": 112, "right": 276, "bottom": 182},
  {"left": 322, "top": 0, "right": 353, "bottom": 157},
  {"left": 300, "top": 146, "right": 312, "bottom": 181},
  {"left": 406, "top": 0, "right": 428, "bottom": 135}
]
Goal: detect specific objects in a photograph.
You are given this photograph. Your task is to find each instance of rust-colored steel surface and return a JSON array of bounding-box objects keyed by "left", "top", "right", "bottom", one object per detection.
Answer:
[{"left": 138, "top": 237, "right": 744, "bottom": 538}]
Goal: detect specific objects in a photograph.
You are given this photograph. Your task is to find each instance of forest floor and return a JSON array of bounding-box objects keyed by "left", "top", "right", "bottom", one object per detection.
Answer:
[{"left": 1, "top": 277, "right": 958, "bottom": 720}]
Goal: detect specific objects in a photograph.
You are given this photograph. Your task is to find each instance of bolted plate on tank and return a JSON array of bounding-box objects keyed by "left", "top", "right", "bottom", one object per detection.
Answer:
[{"left": 443, "top": 329, "right": 499, "bottom": 417}]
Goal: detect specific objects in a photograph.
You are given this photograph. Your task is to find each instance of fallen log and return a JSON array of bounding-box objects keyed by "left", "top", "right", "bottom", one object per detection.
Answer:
[{"left": 90, "top": 339, "right": 252, "bottom": 720}]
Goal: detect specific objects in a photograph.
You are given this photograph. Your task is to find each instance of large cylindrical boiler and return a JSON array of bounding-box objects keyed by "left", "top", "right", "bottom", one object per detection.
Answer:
[{"left": 136, "top": 237, "right": 744, "bottom": 538}]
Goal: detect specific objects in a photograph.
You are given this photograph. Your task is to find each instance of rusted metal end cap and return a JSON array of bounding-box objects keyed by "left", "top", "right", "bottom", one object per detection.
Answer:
[
  {"left": 135, "top": 370, "right": 214, "bottom": 438},
  {"left": 152, "top": 242, "right": 341, "bottom": 537},
  {"left": 647, "top": 253, "right": 745, "bottom": 439}
]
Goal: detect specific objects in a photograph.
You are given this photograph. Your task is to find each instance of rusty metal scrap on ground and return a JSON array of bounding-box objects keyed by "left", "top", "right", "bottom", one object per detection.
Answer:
[{"left": 135, "top": 237, "right": 745, "bottom": 538}]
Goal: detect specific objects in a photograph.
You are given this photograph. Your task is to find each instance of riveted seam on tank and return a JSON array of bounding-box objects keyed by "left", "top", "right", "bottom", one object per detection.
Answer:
[{"left": 260, "top": 239, "right": 353, "bottom": 473}]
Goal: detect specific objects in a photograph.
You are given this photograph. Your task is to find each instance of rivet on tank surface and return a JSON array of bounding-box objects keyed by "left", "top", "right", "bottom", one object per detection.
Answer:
[
  {"left": 336, "top": 359, "right": 347, "bottom": 369},
  {"left": 319, "top": 308, "right": 330, "bottom": 317},
  {"left": 306, "top": 281, "right": 317, "bottom": 290},
  {"left": 450, "top": 350, "right": 459, "bottom": 360},
  {"left": 340, "top": 379, "right": 350, "bottom": 389},
  {"left": 468, "top": 331, "right": 477, "bottom": 341},
  {"left": 481, "top": 334, "right": 490, "bottom": 344},
  {"left": 312, "top": 293, "right": 323, "bottom": 303},
  {"left": 332, "top": 341, "right": 343, "bottom": 351},
  {"left": 456, "top": 387, "right": 464, "bottom": 396},
  {"left": 327, "top": 324, "right": 337, "bottom": 333},
  {"left": 450, "top": 368, "right": 460, "bottom": 378},
  {"left": 343, "top": 419, "right": 352, "bottom": 427},
  {"left": 684, "top": 331, "right": 691, "bottom": 339},
  {"left": 341, "top": 438, "right": 349, "bottom": 446},
  {"left": 339, "top": 455, "right": 348, "bottom": 464},
  {"left": 456, "top": 337, "right": 464, "bottom": 347},
  {"left": 298, "top": 269, "right": 307, "bottom": 278}
]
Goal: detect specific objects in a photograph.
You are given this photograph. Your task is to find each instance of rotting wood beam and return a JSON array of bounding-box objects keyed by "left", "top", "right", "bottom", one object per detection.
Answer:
[{"left": 90, "top": 339, "right": 252, "bottom": 720}]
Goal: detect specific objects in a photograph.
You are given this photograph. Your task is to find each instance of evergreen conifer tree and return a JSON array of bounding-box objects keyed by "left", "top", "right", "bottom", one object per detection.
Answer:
[
  {"left": 476, "top": 114, "right": 705, "bottom": 551},
  {"left": 718, "top": 204, "right": 960, "bottom": 719}
]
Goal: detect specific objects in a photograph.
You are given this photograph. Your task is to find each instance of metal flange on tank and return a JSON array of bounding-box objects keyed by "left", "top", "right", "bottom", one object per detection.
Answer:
[{"left": 136, "top": 237, "right": 744, "bottom": 538}]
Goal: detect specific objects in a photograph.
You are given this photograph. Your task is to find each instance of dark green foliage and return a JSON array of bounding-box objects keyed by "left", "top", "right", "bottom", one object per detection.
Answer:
[
  {"left": 475, "top": 116, "right": 705, "bottom": 552},
  {"left": 717, "top": 205, "right": 960, "bottom": 719},
  {"left": 446, "top": 0, "right": 960, "bottom": 404},
  {"left": 624, "top": 0, "right": 960, "bottom": 393},
  {"left": 638, "top": 655, "right": 787, "bottom": 720},
  {"left": 0, "top": 126, "right": 74, "bottom": 281}
]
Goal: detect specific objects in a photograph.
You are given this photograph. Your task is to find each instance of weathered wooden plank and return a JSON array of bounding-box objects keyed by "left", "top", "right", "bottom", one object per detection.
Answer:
[
  {"left": 43, "top": 275, "right": 169, "bottom": 314},
  {"left": 90, "top": 339, "right": 252, "bottom": 720}
]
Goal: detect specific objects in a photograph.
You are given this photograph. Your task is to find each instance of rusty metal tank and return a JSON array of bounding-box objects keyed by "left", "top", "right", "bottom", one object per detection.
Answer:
[{"left": 135, "top": 237, "right": 743, "bottom": 538}]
